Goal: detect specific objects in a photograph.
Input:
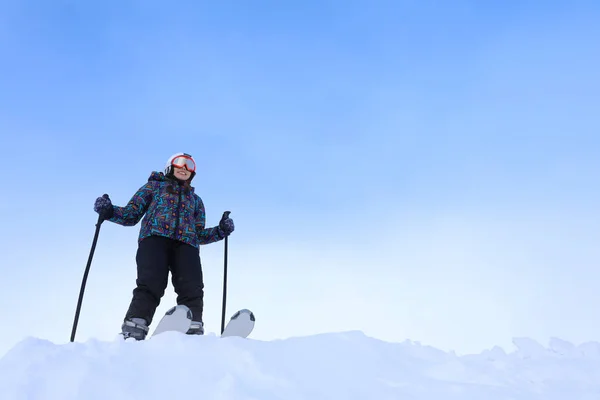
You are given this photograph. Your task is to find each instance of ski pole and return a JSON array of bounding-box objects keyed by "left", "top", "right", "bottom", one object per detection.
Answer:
[
  {"left": 220, "top": 211, "right": 231, "bottom": 334},
  {"left": 70, "top": 194, "right": 110, "bottom": 342}
]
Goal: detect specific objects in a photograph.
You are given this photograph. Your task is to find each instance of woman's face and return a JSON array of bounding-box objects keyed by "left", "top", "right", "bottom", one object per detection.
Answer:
[{"left": 173, "top": 166, "right": 191, "bottom": 181}]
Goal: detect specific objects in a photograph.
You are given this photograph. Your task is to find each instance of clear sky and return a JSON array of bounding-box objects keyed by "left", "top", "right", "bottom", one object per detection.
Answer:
[{"left": 1, "top": 0, "right": 599, "bottom": 357}]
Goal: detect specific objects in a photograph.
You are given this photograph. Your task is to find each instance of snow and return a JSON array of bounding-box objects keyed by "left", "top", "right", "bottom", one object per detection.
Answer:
[{"left": 1, "top": 331, "right": 599, "bottom": 399}]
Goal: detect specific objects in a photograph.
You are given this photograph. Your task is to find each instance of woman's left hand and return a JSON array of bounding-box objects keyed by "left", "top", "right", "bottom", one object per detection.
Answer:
[{"left": 219, "top": 216, "right": 235, "bottom": 236}]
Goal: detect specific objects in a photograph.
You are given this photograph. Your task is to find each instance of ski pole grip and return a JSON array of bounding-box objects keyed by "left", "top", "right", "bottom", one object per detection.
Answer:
[
  {"left": 220, "top": 211, "right": 231, "bottom": 224},
  {"left": 98, "top": 194, "right": 112, "bottom": 223}
]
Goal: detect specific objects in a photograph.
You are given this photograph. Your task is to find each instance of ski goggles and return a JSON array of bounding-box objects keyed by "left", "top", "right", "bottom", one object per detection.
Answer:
[{"left": 171, "top": 155, "right": 196, "bottom": 172}]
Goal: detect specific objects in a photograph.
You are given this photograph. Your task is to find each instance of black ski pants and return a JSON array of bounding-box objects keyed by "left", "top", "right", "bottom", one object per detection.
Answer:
[{"left": 124, "top": 235, "right": 204, "bottom": 326}]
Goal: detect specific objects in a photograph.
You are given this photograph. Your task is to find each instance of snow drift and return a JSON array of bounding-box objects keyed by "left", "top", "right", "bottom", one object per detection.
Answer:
[{"left": 1, "top": 331, "right": 599, "bottom": 399}]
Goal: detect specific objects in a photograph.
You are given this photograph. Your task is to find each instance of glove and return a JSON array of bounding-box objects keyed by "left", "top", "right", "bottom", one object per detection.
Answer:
[
  {"left": 94, "top": 194, "right": 114, "bottom": 219},
  {"left": 219, "top": 215, "right": 235, "bottom": 237}
]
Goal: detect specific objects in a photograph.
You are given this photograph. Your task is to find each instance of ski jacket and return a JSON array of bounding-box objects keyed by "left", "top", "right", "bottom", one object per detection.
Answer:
[{"left": 107, "top": 171, "right": 223, "bottom": 248}]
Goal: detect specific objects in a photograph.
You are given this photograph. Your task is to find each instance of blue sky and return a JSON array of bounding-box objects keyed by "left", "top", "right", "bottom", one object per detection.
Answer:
[{"left": 0, "top": 0, "right": 599, "bottom": 357}]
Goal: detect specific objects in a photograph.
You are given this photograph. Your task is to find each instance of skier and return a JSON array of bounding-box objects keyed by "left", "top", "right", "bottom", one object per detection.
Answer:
[{"left": 92, "top": 152, "right": 235, "bottom": 340}]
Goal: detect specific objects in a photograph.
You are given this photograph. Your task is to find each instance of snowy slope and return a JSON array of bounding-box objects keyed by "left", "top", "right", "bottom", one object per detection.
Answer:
[{"left": 1, "top": 331, "right": 599, "bottom": 400}]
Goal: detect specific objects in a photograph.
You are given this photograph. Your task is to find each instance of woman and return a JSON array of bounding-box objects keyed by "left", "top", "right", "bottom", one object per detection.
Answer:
[{"left": 93, "top": 152, "right": 235, "bottom": 340}]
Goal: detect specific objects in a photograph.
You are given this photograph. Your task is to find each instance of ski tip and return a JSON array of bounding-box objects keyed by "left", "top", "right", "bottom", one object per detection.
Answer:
[
  {"left": 165, "top": 306, "right": 177, "bottom": 316},
  {"left": 165, "top": 305, "right": 192, "bottom": 320},
  {"left": 231, "top": 309, "right": 255, "bottom": 322}
]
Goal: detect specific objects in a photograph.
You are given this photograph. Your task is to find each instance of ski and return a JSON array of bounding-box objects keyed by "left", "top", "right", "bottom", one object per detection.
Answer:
[
  {"left": 152, "top": 304, "right": 193, "bottom": 337},
  {"left": 221, "top": 308, "right": 255, "bottom": 338}
]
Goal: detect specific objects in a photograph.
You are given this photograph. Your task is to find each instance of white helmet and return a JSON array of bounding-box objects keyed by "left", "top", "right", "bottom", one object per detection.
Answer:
[{"left": 164, "top": 152, "right": 197, "bottom": 181}]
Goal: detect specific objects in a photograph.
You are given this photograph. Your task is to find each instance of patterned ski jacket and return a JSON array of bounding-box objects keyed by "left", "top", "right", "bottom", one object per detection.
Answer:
[{"left": 107, "top": 171, "right": 223, "bottom": 248}]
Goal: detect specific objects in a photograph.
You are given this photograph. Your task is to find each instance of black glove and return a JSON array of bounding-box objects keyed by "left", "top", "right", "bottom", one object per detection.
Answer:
[
  {"left": 219, "top": 212, "right": 235, "bottom": 237},
  {"left": 94, "top": 194, "right": 114, "bottom": 219}
]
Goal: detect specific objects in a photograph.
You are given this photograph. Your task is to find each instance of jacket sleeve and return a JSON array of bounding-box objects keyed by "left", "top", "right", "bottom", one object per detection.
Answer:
[
  {"left": 107, "top": 182, "right": 155, "bottom": 226},
  {"left": 194, "top": 195, "right": 224, "bottom": 245}
]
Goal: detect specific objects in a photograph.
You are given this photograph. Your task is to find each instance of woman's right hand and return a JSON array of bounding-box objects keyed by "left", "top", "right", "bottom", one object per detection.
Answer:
[{"left": 94, "top": 194, "right": 114, "bottom": 219}]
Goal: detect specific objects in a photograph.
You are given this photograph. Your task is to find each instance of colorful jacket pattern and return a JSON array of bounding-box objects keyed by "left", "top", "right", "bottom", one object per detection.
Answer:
[{"left": 107, "top": 171, "right": 223, "bottom": 248}]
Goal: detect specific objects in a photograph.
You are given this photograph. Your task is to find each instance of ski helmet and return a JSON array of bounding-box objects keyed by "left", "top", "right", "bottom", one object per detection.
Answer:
[{"left": 164, "top": 152, "right": 197, "bottom": 181}]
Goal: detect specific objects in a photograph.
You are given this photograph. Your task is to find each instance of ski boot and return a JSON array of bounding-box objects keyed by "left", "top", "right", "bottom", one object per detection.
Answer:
[
  {"left": 187, "top": 321, "right": 204, "bottom": 335},
  {"left": 121, "top": 317, "right": 149, "bottom": 340}
]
